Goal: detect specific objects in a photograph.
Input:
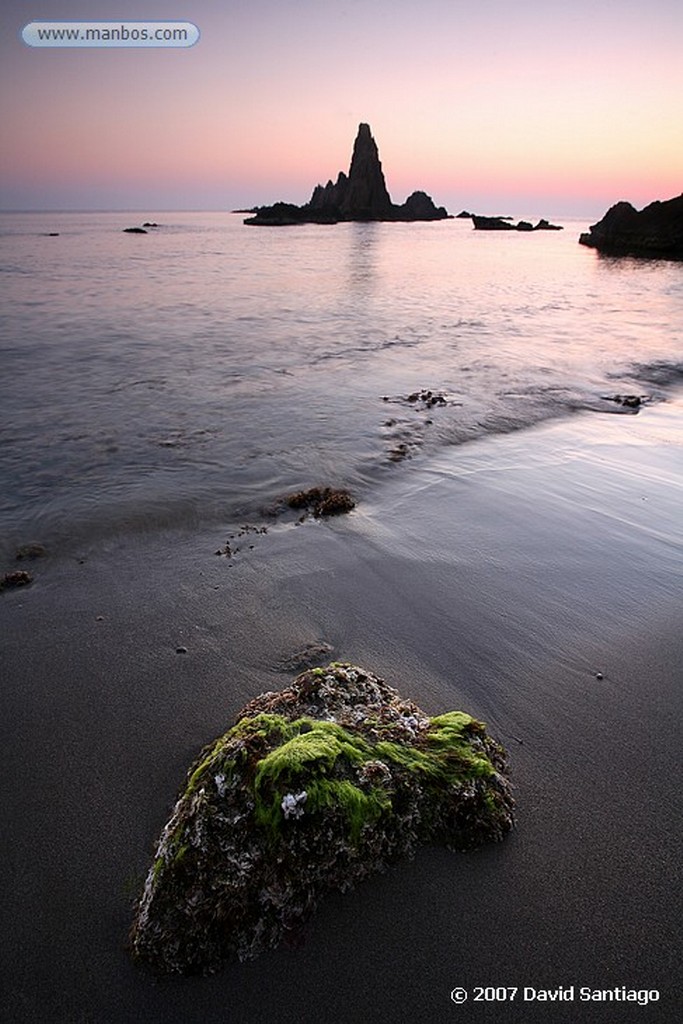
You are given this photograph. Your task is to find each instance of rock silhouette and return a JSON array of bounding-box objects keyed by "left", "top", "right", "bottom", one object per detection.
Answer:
[
  {"left": 579, "top": 194, "right": 683, "bottom": 258},
  {"left": 245, "top": 123, "right": 450, "bottom": 225},
  {"left": 472, "top": 215, "right": 563, "bottom": 232}
]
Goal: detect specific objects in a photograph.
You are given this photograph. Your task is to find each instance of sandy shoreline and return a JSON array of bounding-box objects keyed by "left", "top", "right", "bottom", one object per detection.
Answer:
[{"left": 2, "top": 400, "right": 681, "bottom": 1023}]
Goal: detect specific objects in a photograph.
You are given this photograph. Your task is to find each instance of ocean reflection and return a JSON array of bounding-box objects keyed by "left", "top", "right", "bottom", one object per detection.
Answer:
[
  {"left": 1, "top": 211, "right": 681, "bottom": 556},
  {"left": 345, "top": 222, "right": 380, "bottom": 293}
]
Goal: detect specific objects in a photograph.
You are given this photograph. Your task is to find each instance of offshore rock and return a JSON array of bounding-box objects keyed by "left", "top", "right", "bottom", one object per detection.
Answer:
[
  {"left": 535, "top": 218, "right": 563, "bottom": 231},
  {"left": 338, "top": 122, "right": 394, "bottom": 220},
  {"left": 579, "top": 194, "right": 683, "bottom": 258},
  {"left": 130, "top": 663, "right": 514, "bottom": 974},
  {"left": 245, "top": 123, "right": 451, "bottom": 225},
  {"left": 472, "top": 215, "right": 517, "bottom": 231},
  {"left": 397, "top": 190, "right": 450, "bottom": 221},
  {"left": 243, "top": 201, "right": 340, "bottom": 227},
  {"left": 472, "top": 215, "right": 563, "bottom": 232}
]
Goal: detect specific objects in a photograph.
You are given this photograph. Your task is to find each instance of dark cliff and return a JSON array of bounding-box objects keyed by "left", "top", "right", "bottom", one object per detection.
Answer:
[
  {"left": 579, "top": 194, "right": 683, "bottom": 258},
  {"left": 245, "top": 123, "right": 450, "bottom": 225}
]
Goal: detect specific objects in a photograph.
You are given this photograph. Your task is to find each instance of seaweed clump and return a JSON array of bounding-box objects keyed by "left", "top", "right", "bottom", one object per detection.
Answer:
[
  {"left": 285, "top": 486, "right": 355, "bottom": 518},
  {"left": 1, "top": 570, "right": 32, "bottom": 592},
  {"left": 130, "top": 664, "right": 514, "bottom": 974}
]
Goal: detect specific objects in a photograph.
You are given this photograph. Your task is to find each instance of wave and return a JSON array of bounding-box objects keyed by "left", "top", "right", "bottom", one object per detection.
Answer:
[{"left": 628, "top": 360, "right": 683, "bottom": 388}]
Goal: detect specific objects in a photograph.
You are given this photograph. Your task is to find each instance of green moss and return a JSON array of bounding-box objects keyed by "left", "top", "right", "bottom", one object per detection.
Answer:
[
  {"left": 254, "top": 720, "right": 370, "bottom": 788},
  {"left": 374, "top": 713, "right": 493, "bottom": 786},
  {"left": 428, "top": 710, "right": 475, "bottom": 735},
  {"left": 185, "top": 737, "right": 228, "bottom": 795},
  {"left": 484, "top": 793, "right": 499, "bottom": 815},
  {"left": 306, "top": 778, "right": 391, "bottom": 842},
  {"left": 230, "top": 713, "right": 291, "bottom": 742},
  {"left": 173, "top": 842, "right": 190, "bottom": 866},
  {"left": 181, "top": 710, "right": 498, "bottom": 848},
  {"left": 425, "top": 712, "right": 495, "bottom": 778},
  {"left": 185, "top": 714, "right": 290, "bottom": 795},
  {"left": 252, "top": 720, "right": 374, "bottom": 833}
]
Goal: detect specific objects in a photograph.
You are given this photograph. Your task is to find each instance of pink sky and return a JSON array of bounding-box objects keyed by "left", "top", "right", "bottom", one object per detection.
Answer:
[{"left": 1, "top": 0, "right": 681, "bottom": 215}]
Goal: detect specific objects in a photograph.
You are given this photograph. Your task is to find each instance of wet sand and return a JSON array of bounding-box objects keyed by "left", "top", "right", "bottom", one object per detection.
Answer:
[{"left": 1, "top": 400, "right": 681, "bottom": 1023}]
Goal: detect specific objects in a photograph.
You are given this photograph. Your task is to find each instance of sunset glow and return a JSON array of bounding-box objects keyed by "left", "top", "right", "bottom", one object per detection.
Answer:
[{"left": 1, "top": 0, "right": 681, "bottom": 215}]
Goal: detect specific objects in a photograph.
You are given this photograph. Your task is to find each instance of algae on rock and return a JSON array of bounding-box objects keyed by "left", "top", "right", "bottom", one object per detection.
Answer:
[{"left": 130, "top": 664, "right": 514, "bottom": 974}]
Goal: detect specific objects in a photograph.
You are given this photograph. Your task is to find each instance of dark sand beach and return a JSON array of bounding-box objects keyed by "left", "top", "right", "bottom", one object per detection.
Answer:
[{"left": 2, "top": 400, "right": 681, "bottom": 1023}]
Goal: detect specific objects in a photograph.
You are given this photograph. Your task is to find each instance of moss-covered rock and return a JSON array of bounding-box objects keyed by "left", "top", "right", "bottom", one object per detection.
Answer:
[{"left": 130, "top": 664, "right": 514, "bottom": 974}]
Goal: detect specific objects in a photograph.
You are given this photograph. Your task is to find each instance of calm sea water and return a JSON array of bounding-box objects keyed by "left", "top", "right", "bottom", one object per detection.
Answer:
[{"left": 1, "top": 211, "right": 682, "bottom": 558}]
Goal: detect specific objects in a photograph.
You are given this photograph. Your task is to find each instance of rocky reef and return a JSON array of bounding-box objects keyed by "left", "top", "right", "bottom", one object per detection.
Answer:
[
  {"left": 579, "top": 194, "right": 683, "bottom": 258},
  {"left": 130, "top": 663, "right": 514, "bottom": 974},
  {"left": 472, "top": 215, "right": 562, "bottom": 232},
  {"left": 244, "top": 124, "right": 450, "bottom": 225}
]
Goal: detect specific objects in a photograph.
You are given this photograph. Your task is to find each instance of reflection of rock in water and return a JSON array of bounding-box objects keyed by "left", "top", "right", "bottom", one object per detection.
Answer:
[{"left": 130, "top": 663, "right": 514, "bottom": 974}]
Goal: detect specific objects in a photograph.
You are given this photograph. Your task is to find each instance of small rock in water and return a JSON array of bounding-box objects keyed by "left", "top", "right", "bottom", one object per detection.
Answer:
[
  {"left": 388, "top": 442, "right": 410, "bottom": 462},
  {"left": 176, "top": 646, "right": 188, "bottom": 655},
  {"left": 395, "top": 388, "right": 449, "bottom": 409},
  {"left": 278, "top": 641, "right": 334, "bottom": 672},
  {"left": 604, "top": 394, "right": 648, "bottom": 410},
  {"left": 15, "top": 543, "right": 47, "bottom": 561},
  {"left": 284, "top": 486, "right": 355, "bottom": 518},
  {"left": 1, "top": 570, "right": 33, "bottom": 591}
]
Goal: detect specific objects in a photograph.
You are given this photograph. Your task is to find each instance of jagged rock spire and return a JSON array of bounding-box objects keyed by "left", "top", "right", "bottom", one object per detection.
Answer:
[
  {"left": 245, "top": 122, "right": 450, "bottom": 225},
  {"left": 340, "top": 123, "right": 394, "bottom": 219}
]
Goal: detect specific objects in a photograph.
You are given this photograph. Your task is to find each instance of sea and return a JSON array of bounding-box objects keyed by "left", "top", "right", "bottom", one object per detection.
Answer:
[{"left": 1, "top": 210, "right": 682, "bottom": 561}]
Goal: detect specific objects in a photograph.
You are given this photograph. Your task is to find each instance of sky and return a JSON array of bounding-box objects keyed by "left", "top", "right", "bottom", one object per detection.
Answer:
[{"left": 1, "top": 0, "right": 681, "bottom": 216}]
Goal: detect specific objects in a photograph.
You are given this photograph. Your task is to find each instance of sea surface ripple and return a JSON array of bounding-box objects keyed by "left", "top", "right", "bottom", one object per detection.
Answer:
[{"left": 1, "top": 211, "right": 681, "bottom": 556}]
